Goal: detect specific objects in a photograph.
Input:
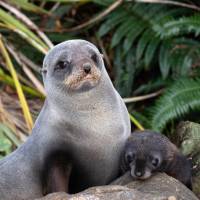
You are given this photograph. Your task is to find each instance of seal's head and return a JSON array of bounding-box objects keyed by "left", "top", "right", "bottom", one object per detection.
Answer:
[{"left": 42, "top": 40, "right": 103, "bottom": 97}]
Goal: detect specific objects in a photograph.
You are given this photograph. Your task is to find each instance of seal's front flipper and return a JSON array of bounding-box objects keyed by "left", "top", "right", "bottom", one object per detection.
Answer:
[{"left": 43, "top": 152, "right": 72, "bottom": 195}]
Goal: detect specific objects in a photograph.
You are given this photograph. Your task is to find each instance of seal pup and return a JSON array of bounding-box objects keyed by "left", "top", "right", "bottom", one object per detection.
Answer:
[
  {"left": 121, "top": 130, "right": 192, "bottom": 189},
  {"left": 0, "top": 40, "right": 131, "bottom": 199}
]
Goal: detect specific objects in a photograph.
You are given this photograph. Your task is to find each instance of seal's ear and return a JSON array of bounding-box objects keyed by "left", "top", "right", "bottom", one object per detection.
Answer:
[
  {"left": 40, "top": 68, "right": 47, "bottom": 80},
  {"left": 40, "top": 68, "right": 47, "bottom": 74}
]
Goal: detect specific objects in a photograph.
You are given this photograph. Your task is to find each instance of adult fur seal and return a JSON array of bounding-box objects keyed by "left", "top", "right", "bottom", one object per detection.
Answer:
[
  {"left": 0, "top": 40, "right": 131, "bottom": 199},
  {"left": 121, "top": 130, "right": 192, "bottom": 189}
]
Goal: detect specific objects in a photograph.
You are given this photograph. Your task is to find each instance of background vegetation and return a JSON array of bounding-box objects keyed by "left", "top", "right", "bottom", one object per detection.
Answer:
[{"left": 1, "top": 0, "right": 200, "bottom": 156}]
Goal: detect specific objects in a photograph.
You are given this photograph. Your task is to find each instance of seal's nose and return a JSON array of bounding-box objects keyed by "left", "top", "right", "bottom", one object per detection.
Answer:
[{"left": 83, "top": 63, "right": 91, "bottom": 74}]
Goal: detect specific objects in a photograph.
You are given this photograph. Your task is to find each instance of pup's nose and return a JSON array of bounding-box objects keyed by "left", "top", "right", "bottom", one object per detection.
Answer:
[
  {"left": 135, "top": 171, "right": 142, "bottom": 177},
  {"left": 83, "top": 63, "right": 91, "bottom": 74}
]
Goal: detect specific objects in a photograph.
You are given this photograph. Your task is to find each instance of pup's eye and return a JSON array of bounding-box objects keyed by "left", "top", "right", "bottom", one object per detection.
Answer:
[
  {"left": 125, "top": 152, "right": 135, "bottom": 164},
  {"left": 91, "top": 53, "right": 98, "bottom": 63},
  {"left": 55, "top": 61, "right": 69, "bottom": 71},
  {"left": 151, "top": 158, "right": 159, "bottom": 167}
]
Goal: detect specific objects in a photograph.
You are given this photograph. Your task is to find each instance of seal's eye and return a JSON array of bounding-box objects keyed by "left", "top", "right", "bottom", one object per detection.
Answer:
[
  {"left": 91, "top": 53, "right": 98, "bottom": 63},
  {"left": 55, "top": 61, "right": 69, "bottom": 71},
  {"left": 125, "top": 152, "right": 135, "bottom": 164},
  {"left": 151, "top": 157, "right": 159, "bottom": 167}
]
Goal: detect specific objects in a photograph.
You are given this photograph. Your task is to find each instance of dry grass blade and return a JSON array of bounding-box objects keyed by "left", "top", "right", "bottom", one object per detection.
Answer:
[
  {"left": 0, "top": 69, "right": 45, "bottom": 98},
  {"left": 0, "top": 91, "right": 42, "bottom": 142},
  {"left": 0, "top": 97, "right": 21, "bottom": 145},
  {"left": 0, "top": 1, "right": 54, "bottom": 49},
  {"left": 0, "top": 8, "right": 48, "bottom": 54},
  {"left": 1, "top": 62, "right": 35, "bottom": 88},
  {"left": 0, "top": 35, "right": 33, "bottom": 132},
  {"left": 129, "top": 113, "right": 145, "bottom": 130},
  {"left": 8, "top": 0, "right": 49, "bottom": 14},
  {"left": 6, "top": 43, "right": 46, "bottom": 96}
]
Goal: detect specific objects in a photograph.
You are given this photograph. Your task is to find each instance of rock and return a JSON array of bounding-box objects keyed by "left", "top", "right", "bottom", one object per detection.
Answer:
[
  {"left": 176, "top": 121, "right": 200, "bottom": 198},
  {"left": 36, "top": 172, "right": 198, "bottom": 200},
  {"left": 176, "top": 121, "right": 200, "bottom": 155},
  {"left": 113, "top": 172, "right": 198, "bottom": 200},
  {"left": 35, "top": 185, "right": 152, "bottom": 200}
]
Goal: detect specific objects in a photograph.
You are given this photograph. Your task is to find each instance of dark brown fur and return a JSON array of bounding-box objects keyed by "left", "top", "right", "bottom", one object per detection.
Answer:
[{"left": 121, "top": 130, "right": 192, "bottom": 190}]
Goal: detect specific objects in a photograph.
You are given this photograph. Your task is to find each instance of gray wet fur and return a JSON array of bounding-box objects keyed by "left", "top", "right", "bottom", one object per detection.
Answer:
[{"left": 0, "top": 40, "right": 131, "bottom": 199}]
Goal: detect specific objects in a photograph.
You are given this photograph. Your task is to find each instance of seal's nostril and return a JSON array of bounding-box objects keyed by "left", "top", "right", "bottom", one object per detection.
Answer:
[{"left": 83, "top": 63, "right": 91, "bottom": 74}]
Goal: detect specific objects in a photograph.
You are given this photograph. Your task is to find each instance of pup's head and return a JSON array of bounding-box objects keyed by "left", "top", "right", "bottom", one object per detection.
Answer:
[
  {"left": 42, "top": 40, "right": 103, "bottom": 97},
  {"left": 124, "top": 145, "right": 162, "bottom": 180},
  {"left": 122, "top": 131, "right": 168, "bottom": 180}
]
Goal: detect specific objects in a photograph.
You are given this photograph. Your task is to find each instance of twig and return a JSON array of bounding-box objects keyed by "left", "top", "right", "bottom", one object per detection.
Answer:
[
  {"left": 123, "top": 89, "right": 163, "bottom": 103},
  {"left": 96, "top": 35, "right": 112, "bottom": 72},
  {"left": 59, "top": 0, "right": 124, "bottom": 32},
  {"left": 132, "top": 0, "right": 200, "bottom": 11}
]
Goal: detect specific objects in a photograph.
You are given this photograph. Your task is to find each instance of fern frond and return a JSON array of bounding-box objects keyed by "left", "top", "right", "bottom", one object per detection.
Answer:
[
  {"left": 114, "top": 45, "right": 137, "bottom": 97},
  {"left": 159, "top": 40, "right": 172, "bottom": 78},
  {"left": 154, "top": 14, "right": 200, "bottom": 38},
  {"left": 136, "top": 30, "right": 154, "bottom": 61},
  {"left": 144, "top": 35, "right": 160, "bottom": 67},
  {"left": 111, "top": 18, "right": 136, "bottom": 47},
  {"left": 98, "top": 9, "right": 128, "bottom": 37},
  {"left": 123, "top": 21, "right": 145, "bottom": 53},
  {"left": 149, "top": 79, "right": 200, "bottom": 131}
]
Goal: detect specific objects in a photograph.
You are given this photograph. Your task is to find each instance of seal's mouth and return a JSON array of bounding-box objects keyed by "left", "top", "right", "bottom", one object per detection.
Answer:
[
  {"left": 63, "top": 67, "right": 101, "bottom": 91},
  {"left": 82, "top": 74, "right": 95, "bottom": 81}
]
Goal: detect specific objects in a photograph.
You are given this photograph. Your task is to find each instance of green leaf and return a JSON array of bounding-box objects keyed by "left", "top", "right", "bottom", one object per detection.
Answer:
[
  {"left": 0, "top": 129, "right": 12, "bottom": 158},
  {"left": 0, "top": 124, "right": 21, "bottom": 147}
]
